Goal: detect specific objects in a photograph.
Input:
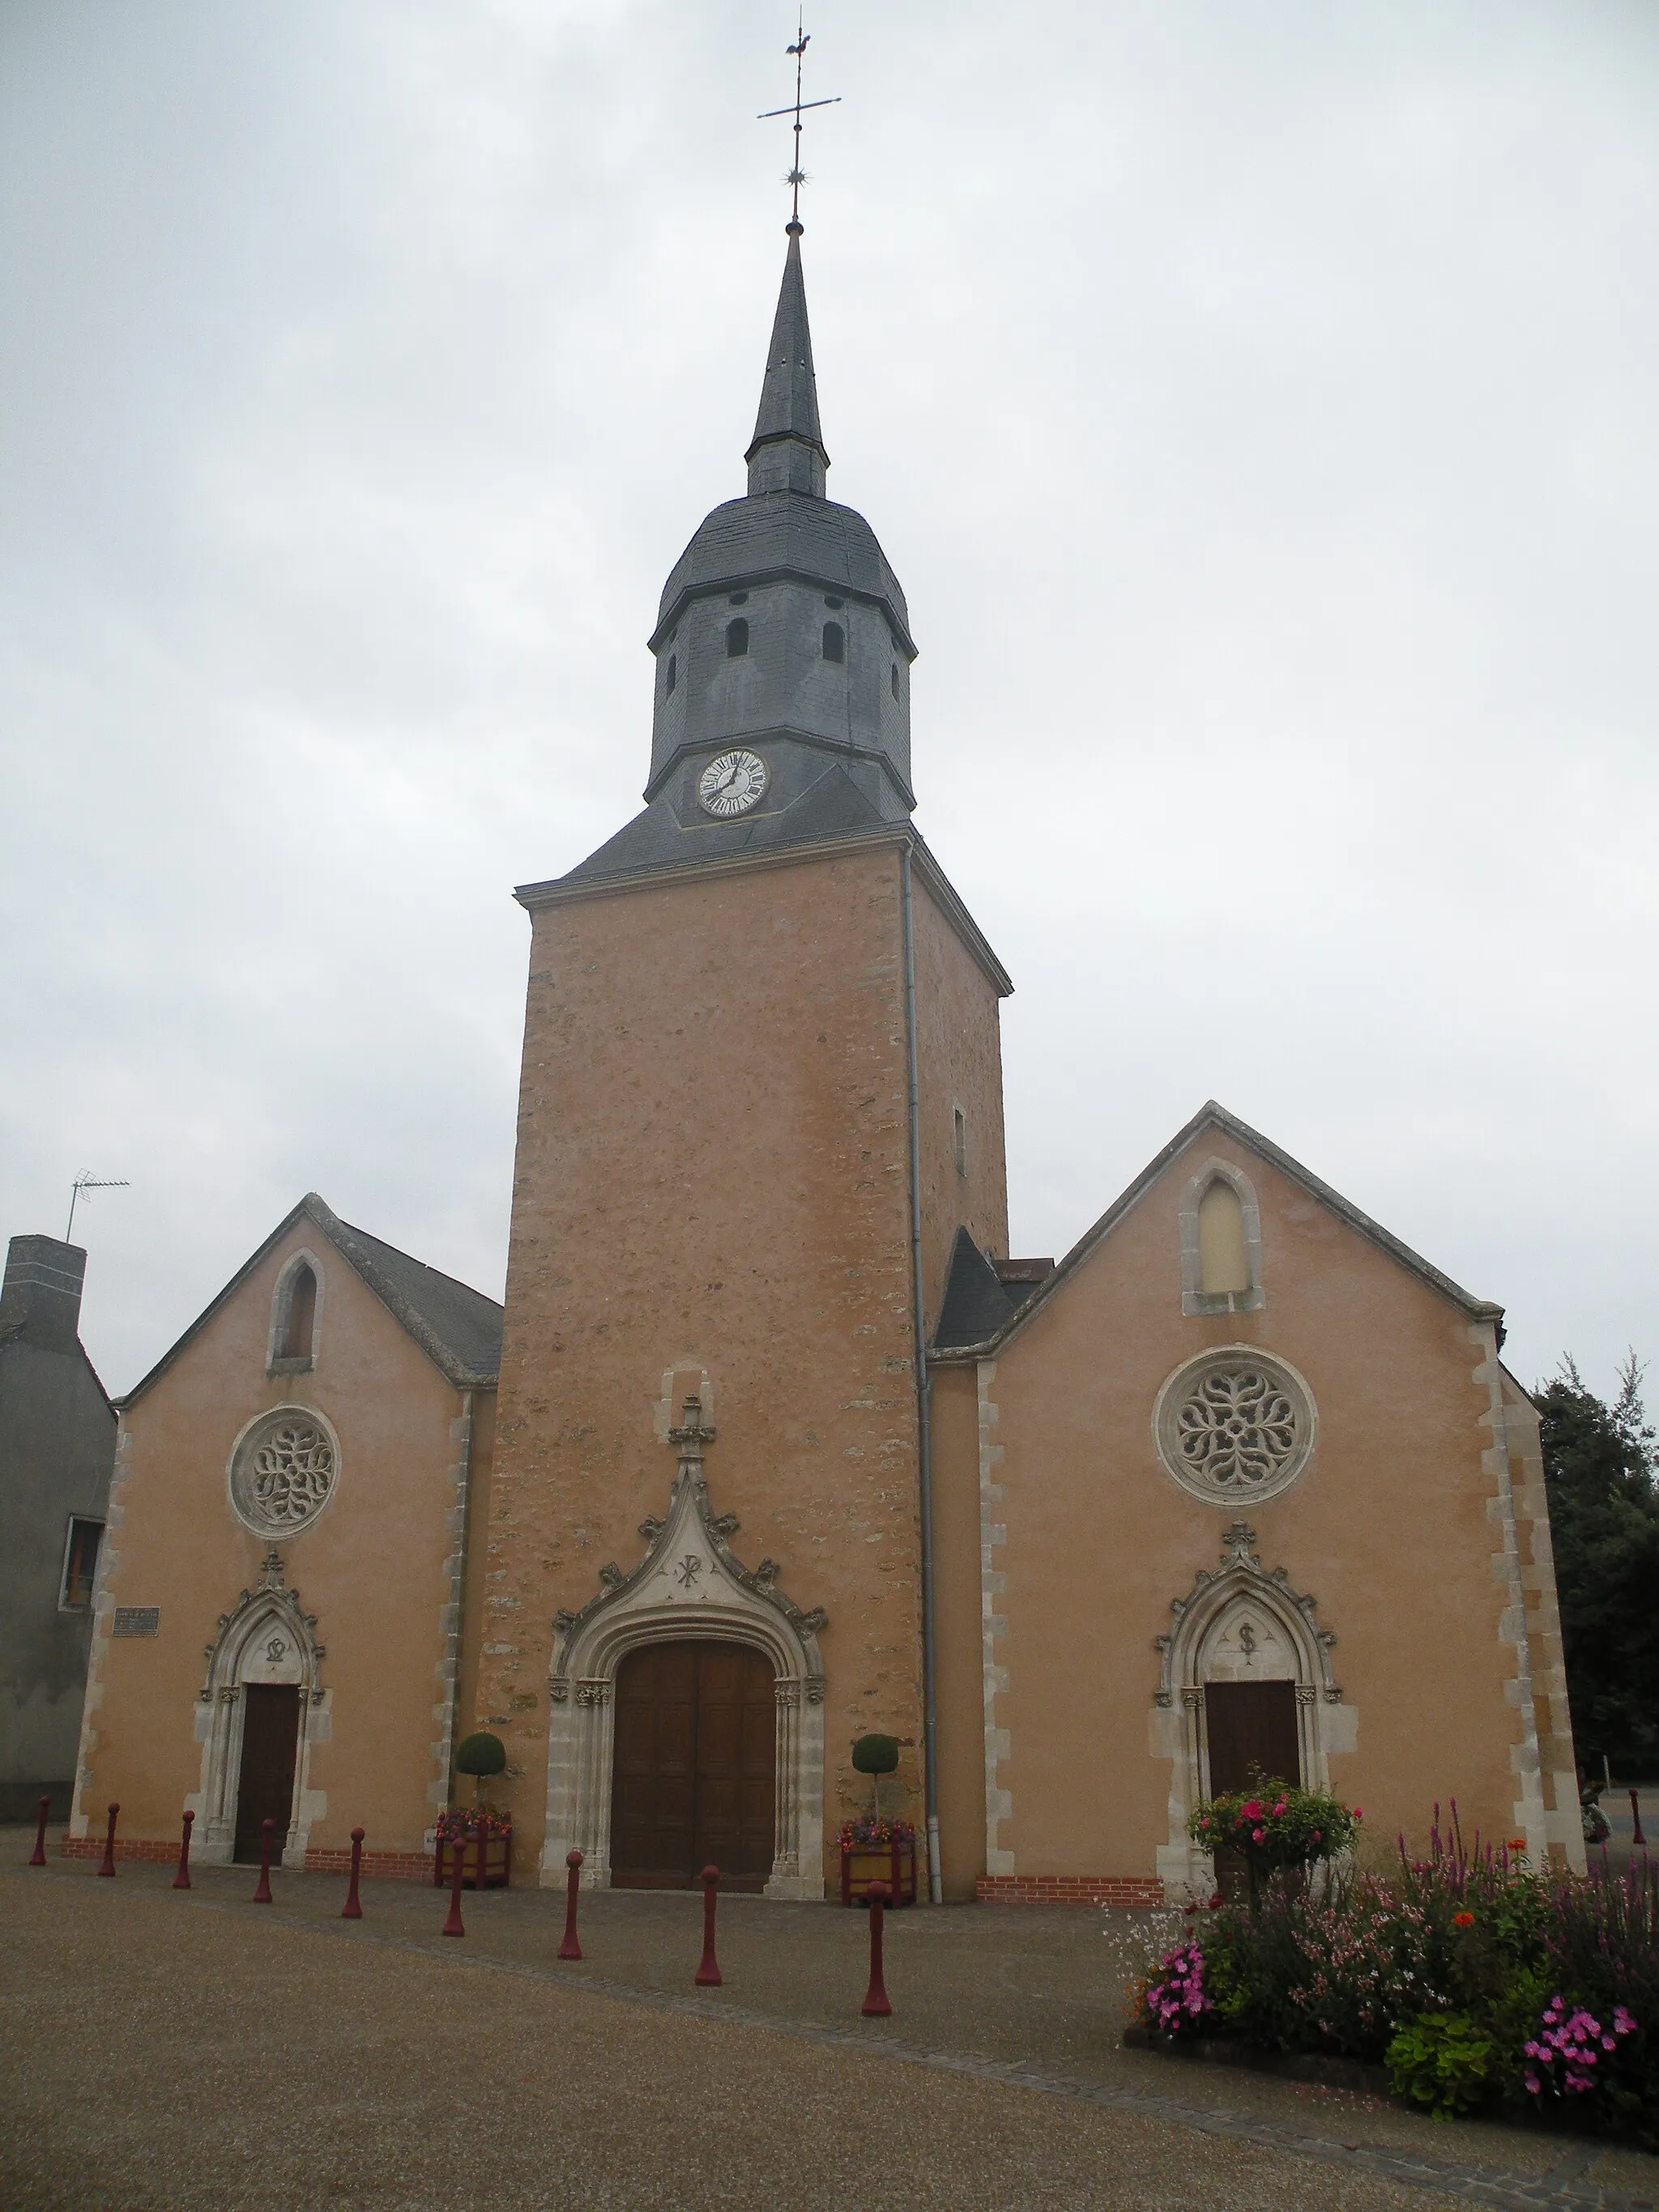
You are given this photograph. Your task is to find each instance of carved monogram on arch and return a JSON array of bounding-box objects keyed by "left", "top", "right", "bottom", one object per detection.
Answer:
[
  {"left": 548, "top": 1400, "right": 827, "bottom": 1700},
  {"left": 1153, "top": 1522, "right": 1340, "bottom": 1710}
]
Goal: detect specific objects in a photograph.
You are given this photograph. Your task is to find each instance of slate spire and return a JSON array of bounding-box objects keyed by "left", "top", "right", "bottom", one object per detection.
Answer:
[{"left": 745, "top": 224, "right": 829, "bottom": 498}]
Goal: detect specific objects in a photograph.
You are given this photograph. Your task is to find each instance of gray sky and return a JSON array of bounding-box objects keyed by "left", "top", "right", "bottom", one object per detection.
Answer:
[{"left": 3, "top": 0, "right": 1656, "bottom": 1402}]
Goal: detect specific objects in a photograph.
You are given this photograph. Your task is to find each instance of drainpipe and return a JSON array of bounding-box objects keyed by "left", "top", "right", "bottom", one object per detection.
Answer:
[{"left": 901, "top": 844, "right": 944, "bottom": 1905}]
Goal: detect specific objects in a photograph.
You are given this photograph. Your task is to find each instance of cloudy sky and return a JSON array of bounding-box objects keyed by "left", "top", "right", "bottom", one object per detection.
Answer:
[{"left": 2, "top": 1, "right": 1655, "bottom": 1401}]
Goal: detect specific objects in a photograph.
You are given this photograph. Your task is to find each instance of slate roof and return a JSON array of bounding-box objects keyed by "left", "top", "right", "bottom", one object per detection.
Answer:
[
  {"left": 548, "top": 761, "right": 890, "bottom": 889},
  {"left": 117, "top": 1192, "right": 503, "bottom": 1408},
  {"left": 651, "top": 491, "right": 912, "bottom": 653},
  {"left": 930, "top": 1101, "right": 1502, "bottom": 1359},
  {"left": 746, "top": 225, "right": 827, "bottom": 470}
]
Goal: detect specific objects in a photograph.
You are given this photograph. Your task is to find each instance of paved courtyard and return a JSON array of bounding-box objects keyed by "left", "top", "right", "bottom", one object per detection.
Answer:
[{"left": 4, "top": 1852, "right": 1657, "bottom": 2211}]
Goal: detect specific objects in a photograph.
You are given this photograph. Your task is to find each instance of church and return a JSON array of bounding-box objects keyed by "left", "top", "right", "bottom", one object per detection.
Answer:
[{"left": 68, "top": 219, "right": 1585, "bottom": 1901}]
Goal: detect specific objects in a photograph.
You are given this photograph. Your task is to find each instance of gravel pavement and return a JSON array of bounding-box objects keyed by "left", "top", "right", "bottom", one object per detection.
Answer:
[{"left": 3, "top": 1856, "right": 1655, "bottom": 2212}]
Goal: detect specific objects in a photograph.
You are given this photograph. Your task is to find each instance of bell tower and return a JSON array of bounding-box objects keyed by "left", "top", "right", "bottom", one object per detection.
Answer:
[{"left": 475, "top": 219, "right": 1013, "bottom": 1900}]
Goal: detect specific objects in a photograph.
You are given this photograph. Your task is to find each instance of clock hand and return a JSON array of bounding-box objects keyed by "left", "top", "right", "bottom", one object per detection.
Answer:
[{"left": 716, "top": 762, "right": 740, "bottom": 791}]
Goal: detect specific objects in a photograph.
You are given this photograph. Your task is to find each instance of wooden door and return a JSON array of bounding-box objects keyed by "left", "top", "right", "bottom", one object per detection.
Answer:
[
  {"left": 234, "top": 1684, "right": 301, "bottom": 1860},
  {"left": 610, "top": 1642, "right": 775, "bottom": 1890},
  {"left": 1204, "top": 1680, "right": 1301, "bottom": 1798}
]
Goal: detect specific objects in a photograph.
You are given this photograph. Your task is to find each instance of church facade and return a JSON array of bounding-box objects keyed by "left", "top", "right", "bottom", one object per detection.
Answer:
[{"left": 69, "top": 224, "right": 1584, "bottom": 1898}]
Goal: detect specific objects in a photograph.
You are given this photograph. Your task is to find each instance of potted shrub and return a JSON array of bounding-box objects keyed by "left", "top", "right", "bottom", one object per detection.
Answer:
[
  {"left": 434, "top": 1732, "right": 513, "bottom": 1889},
  {"left": 1187, "top": 1775, "right": 1358, "bottom": 1905},
  {"left": 839, "top": 1736, "right": 917, "bottom": 1906}
]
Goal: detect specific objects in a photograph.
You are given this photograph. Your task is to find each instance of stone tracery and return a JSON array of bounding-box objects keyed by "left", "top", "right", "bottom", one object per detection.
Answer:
[{"left": 228, "top": 1408, "right": 338, "bottom": 1536}]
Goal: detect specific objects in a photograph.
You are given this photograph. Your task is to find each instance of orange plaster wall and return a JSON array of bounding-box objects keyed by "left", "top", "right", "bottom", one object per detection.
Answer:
[
  {"left": 929, "top": 1362, "right": 988, "bottom": 1899},
  {"left": 80, "top": 1226, "right": 471, "bottom": 1856},
  {"left": 980, "top": 1133, "right": 1539, "bottom": 1882},
  {"left": 481, "top": 845, "right": 937, "bottom": 1876}
]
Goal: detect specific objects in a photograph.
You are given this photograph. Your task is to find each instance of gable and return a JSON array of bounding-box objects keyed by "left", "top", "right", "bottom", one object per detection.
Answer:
[
  {"left": 932, "top": 1101, "right": 1500, "bottom": 1360},
  {"left": 117, "top": 1193, "right": 503, "bottom": 1409}
]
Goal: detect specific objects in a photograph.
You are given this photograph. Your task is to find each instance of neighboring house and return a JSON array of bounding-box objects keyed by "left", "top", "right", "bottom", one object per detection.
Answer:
[
  {"left": 0, "top": 1235, "right": 116, "bottom": 1822},
  {"left": 69, "top": 1195, "right": 501, "bottom": 1871}
]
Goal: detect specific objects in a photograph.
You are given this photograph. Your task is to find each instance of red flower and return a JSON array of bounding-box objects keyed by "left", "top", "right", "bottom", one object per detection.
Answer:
[
  {"left": 1242, "top": 1800, "right": 1263, "bottom": 1820},
  {"left": 1455, "top": 1911, "right": 1475, "bottom": 1929},
  {"left": 1208, "top": 1892, "right": 1223, "bottom": 1909},
  {"left": 1353, "top": 1807, "right": 1363, "bottom": 1821}
]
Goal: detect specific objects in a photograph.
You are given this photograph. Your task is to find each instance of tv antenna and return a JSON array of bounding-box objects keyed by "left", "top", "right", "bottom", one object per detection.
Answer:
[
  {"left": 66, "top": 1174, "right": 129, "bottom": 1242},
  {"left": 758, "top": 15, "right": 841, "bottom": 228}
]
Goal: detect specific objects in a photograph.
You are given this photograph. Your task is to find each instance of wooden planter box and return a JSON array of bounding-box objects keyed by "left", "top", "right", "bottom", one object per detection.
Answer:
[
  {"left": 839, "top": 1836, "right": 918, "bottom": 1907},
  {"left": 433, "top": 1824, "right": 512, "bottom": 1890}
]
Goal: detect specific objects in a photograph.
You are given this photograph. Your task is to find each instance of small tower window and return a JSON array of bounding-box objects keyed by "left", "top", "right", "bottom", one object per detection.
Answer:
[
  {"left": 823, "top": 595, "right": 843, "bottom": 609},
  {"left": 278, "top": 1262, "right": 317, "bottom": 1363},
  {"left": 821, "top": 621, "right": 844, "bottom": 663},
  {"left": 891, "top": 663, "right": 900, "bottom": 700},
  {"left": 1197, "top": 1182, "right": 1249, "bottom": 1298},
  {"left": 726, "top": 618, "right": 749, "bottom": 658},
  {"left": 664, "top": 653, "right": 677, "bottom": 696},
  {"left": 953, "top": 1104, "right": 968, "bottom": 1178}
]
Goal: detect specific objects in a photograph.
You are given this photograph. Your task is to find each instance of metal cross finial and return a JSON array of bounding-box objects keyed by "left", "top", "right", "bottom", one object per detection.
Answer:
[{"left": 757, "top": 14, "right": 841, "bottom": 228}]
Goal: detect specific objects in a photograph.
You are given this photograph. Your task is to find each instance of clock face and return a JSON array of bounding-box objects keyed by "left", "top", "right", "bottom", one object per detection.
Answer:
[{"left": 697, "top": 748, "right": 769, "bottom": 817}]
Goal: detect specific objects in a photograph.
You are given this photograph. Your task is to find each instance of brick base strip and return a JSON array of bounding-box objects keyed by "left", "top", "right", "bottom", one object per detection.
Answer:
[
  {"left": 304, "top": 1848, "right": 433, "bottom": 1882},
  {"left": 58, "top": 1835, "right": 434, "bottom": 1882},
  {"left": 977, "top": 1874, "right": 1166, "bottom": 1907},
  {"left": 60, "top": 1836, "right": 181, "bottom": 1866}
]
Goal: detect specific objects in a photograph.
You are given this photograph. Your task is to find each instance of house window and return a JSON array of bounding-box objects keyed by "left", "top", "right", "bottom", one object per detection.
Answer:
[
  {"left": 891, "top": 663, "right": 900, "bottom": 700},
  {"left": 821, "top": 621, "right": 844, "bottom": 663},
  {"left": 664, "top": 653, "right": 677, "bottom": 696},
  {"left": 726, "top": 618, "right": 749, "bottom": 658},
  {"left": 953, "top": 1104, "right": 968, "bottom": 1178},
  {"left": 61, "top": 1517, "right": 103, "bottom": 1610},
  {"left": 273, "top": 1260, "right": 318, "bottom": 1368}
]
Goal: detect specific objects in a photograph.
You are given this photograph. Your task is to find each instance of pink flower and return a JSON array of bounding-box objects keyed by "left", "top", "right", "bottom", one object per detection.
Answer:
[
  {"left": 1353, "top": 1807, "right": 1363, "bottom": 1820},
  {"left": 1252, "top": 1828, "right": 1266, "bottom": 1844},
  {"left": 1273, "top": 1799, "right": 1287, "bottom": 1815},
  {"left": 1242, "top": 1801, "right": 1263, "bottom": 1820}
]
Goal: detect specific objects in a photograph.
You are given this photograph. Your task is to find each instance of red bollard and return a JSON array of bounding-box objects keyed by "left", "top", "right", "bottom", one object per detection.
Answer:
[
  {"left": 441, "top": 1822, "right": 467, "bottom": 1937},
  {"left": 252, "top": 1817, "right": 275, "bottom": 1903},
  {"left": 342, "top": 1827, "right": 365, "bottom": 1919},
  {"left": 695, "top": 1864, "right": 723, "bottom": 1987},
  {"left": 97, "top": 1802, "right": 120, "bottom": 1877},
  {"left": 1633, "top": 1788, "right": 1648, "bottom": 1848},
  {"left": 558, "top": 1849, "right": 583, "bottom": 1959},
  {"left": 861, "top": 1878, "right": 893, "bottom": 2017},
  {"left": 29, "top": 1795, "right": 49, "bottom": 1867},
  {"left": 173, "top": 1809, "right": 194, "bottom": 1890}
]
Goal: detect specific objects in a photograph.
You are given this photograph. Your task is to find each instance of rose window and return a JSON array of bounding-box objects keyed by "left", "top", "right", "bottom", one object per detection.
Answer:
[
  {"left": 1153, "top": 1349, "right": 1316, "bottom": 1505},
  {"left": 229, "top": 1409, "right": 339, "bottom": 1536}
]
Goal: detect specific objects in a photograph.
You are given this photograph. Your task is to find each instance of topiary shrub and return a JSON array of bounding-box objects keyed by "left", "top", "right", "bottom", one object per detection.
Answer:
[
  {"left": 852, "top": 1733, "right": 899, "bottom": 1818},
  {"left": 455, "top": 1730, "right": 506, "bottom": 1805}
]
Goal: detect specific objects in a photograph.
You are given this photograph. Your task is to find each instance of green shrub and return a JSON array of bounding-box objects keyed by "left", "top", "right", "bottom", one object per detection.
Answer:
[
  {"left": 1386, "top": 2013, "right": 1495, "bottom": 2119},
  {"left": 851, "top": 1734, "right": 899, "bottom": 1775}
]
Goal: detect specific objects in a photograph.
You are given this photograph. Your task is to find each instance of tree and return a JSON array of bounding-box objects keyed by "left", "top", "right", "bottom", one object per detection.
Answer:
[{"left": 1537, "top": 1354, "right": 1659, "bottom": 1777}]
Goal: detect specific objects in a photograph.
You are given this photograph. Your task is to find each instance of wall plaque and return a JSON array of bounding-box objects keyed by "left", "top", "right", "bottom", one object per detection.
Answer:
[{"left": 113, "top": 1607, "right": 160, "bottom": 1638}]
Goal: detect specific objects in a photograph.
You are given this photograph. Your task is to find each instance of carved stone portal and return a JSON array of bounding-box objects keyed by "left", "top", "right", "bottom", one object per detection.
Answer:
[{"left": 542, "top": 1400, "right": 829, "bottom": 1900}]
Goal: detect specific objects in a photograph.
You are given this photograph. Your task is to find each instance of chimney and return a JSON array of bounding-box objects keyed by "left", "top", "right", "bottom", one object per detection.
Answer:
[{"left": 0, "top": 1235, "right": 88, "bottom": 1354}]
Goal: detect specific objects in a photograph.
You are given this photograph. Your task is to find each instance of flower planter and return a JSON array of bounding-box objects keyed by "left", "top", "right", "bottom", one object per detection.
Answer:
[
  {"left": 433, "top": 1818, "right": 512, "bottom": 1890},
  {"left": 840, "top": 1835, "right": 917, "bottom": 1907}
]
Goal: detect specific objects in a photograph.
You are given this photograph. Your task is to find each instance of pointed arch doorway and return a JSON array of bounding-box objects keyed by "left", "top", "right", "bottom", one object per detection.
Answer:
[{"left": 610, "top": 1640, "right": 775, "bottom": 1889}]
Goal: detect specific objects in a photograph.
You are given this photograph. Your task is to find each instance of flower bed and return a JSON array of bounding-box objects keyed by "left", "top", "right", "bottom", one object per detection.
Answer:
[
  {"left": 838, "top": 1817, "right": 918, "bottom": 1907},
  {"left": 1129, "top": 1795, "right": 1658, "bottom": 2146}
]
